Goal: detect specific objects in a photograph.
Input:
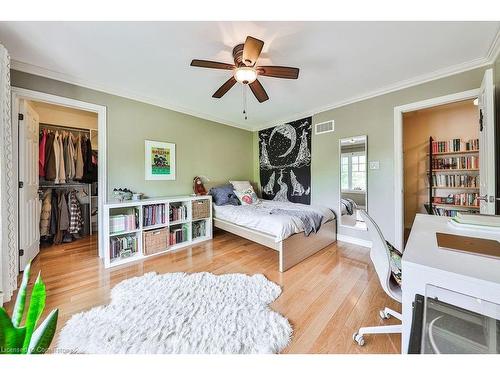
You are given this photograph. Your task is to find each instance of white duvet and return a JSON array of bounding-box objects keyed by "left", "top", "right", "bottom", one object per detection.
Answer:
[{"left": 213, "top": 199, "right": 335, "bottom": 242}]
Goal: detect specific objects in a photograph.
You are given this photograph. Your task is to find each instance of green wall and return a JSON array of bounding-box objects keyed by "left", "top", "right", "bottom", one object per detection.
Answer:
[
  {"left": 253, "top": 67, "right": 489, "bottom": 244},
  {"left": 11, "top": 70, "right": 254, "bottom": 200}
]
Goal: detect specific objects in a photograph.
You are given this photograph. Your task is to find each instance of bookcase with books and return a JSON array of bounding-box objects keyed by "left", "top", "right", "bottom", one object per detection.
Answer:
[
  {"left": 426, "top": 136, "right": 480, "bottom": 217},
  {"left": 103, "top": 195, "right": 212, "bottom": 268}
]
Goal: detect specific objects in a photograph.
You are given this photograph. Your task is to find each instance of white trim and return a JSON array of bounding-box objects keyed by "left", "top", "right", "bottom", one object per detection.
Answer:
[
  {"left": 393, "top": 88, "right": 480, "bottom": 250},
  {"left": 11, "top": 60, "right": 252, "bottom": 132},
  {"left": 337, "top": 234, "right": 372, "bottom": 248},
  {"left": 10, "top": 25, "right": 500, "bottom": 133},
  {"left": 10, "top": 87, "right": 107, "bottom": 276}
]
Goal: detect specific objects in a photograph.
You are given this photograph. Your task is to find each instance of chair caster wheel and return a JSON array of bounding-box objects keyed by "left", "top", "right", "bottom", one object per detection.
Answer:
[
  {"left": 353, "top": 332, "right": 365, "bottom": 346},
  {"left": 379, "top": 309, "right": 390, "bottom": 320}
]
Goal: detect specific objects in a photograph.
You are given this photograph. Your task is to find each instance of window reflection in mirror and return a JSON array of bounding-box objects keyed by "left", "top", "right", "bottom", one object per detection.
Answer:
[{"left": 339, "top": 136, "right": 367, "bottom": 230}]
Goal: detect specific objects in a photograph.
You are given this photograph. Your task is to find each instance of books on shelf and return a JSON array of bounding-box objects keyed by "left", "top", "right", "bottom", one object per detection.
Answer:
[
  {"left": 170, "top": 204, "right": 188, "bottom": 222},
  {"left": 431, "top": 138, "right": 479, "bottom": 153},
  {"left": 431, "top": 155, "right": 479, "bottom": 170},
  {"left": 143, "top": 204, "right": 165, "bottom": 227},
  {"left": 192, "top": 220, "right": 206, "bottom": 239},
  {"left": 110, "top": 213, "right": 138, "bottom": 233},
  {"left": 431, "top": 174, "right": 478, "bottom": 188},
  {"left": 110, "top": 235, "right": 138, "bottom": 260},
  {"left": 431, "top": 207, "right": 478, "bottom": 217},
  {"left": 169, "top": 224, "right": 189, "bottom": 245},
  {"left": 433, "top": 193, "right": 479, "bottom": 207}
]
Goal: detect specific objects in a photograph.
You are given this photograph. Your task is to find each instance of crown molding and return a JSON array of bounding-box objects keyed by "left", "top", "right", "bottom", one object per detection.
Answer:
[
  {"left": 10, "top": 60, "right": 253, "bottom": 132},
  {"left": 486, "top": 26, "right": 500, "bottom": 62}
]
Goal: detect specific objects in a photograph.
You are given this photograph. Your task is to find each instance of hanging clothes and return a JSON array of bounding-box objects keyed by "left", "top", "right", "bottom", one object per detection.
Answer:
[
  {"left": 49, "top": 189, "right": 58, "bottom": 236},
  {"left": 53, "top": 132, "right": 61, "bottom": 184},
  {"left": 57, "top": 132, "right": 66, "bottom": 184},
  {"left": 44, "top": 131, "right": 57, "bottom": 181},
  {"left": 68, "top": 191, "right": 83, "bottom": 234},
  {"left": 66, "top": 133, "right": 76, "bottom": 180},
  {"left": 54, "top": 190, "right": 70, "bottom": 244},
  {"left": 82, "top": 136, "right": 94, "bottom": 183},
  {"left": 75, "top": 134, "right": 84, "bottom": 180},
  {"left": 39, "top": 129, "right": 48, "bottom": 177},
  {"left": 39, "top": 189, "right": 52, "bottom": 237}
]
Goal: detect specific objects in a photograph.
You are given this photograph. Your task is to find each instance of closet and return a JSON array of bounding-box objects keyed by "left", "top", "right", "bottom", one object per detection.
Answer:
[{"left": 20, "top": 100, "right": 99, "bottom": 254}]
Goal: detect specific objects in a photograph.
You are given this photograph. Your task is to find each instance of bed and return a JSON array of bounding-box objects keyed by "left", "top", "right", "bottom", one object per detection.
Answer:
[{"left": 213, "top": 199, "right": 337, "bottom": 272}]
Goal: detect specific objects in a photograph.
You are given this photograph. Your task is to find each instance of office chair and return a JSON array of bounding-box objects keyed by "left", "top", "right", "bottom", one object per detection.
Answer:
[{"left": 352, "top": 210, "right": 402, "bottom": 346}]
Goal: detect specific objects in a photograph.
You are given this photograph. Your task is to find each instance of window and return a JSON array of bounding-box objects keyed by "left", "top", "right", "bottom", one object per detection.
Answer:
[{"left": 341, "top": 152, "right": 366, "bottom": 192}]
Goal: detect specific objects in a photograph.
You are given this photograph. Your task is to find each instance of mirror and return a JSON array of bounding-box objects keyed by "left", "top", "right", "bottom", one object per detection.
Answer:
[{"left": 339, "top": 135, "right": 367, "bottom": 230}]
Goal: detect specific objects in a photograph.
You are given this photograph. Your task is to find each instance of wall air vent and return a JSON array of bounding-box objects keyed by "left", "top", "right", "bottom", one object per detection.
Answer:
[{"left": 315, "top": 120, "right": 334, "bottom": 135}]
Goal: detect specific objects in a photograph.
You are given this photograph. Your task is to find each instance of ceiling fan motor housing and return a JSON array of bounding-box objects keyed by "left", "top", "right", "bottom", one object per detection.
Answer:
[{"left": 232, "top": 43, "right": 247, "bottom": 67}]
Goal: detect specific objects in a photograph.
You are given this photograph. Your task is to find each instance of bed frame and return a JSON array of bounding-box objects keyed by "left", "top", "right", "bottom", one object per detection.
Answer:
[{"left": 214, "top": 218, "right": 337, "bottom": 272}]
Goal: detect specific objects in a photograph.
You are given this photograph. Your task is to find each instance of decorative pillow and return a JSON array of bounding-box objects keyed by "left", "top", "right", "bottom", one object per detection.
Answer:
[
  {"left": 234, "top": 187, "right": 259, "bottom": 205},
  {"left": 209, "top": 184, "right": 240, "bottom": 206},
  {"left": 386, "top": 241, "right": 402, "bottom": 286},
  {"left": 229, "top": 180, "right": 252, "bottom": 192}
]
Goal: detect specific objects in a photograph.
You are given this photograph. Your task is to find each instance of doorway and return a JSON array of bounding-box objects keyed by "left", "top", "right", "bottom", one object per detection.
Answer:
[
  {"left": 11, "top": 88, "right": 106, "bottom": 275},
  {"left": 402, "top": 100, "right": 479, "bottom": 243},
  {"left": 394, "top": 69, "right": 496, "bottom": 250}
]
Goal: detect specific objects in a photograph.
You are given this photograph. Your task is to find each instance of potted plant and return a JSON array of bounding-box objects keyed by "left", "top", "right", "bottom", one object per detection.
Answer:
[{"left": 0, "top": 263, "right": 58, "bottom": 354}]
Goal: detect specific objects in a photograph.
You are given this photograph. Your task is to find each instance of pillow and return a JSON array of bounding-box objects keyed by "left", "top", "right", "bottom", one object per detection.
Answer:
[
  {"left": 230, "top": 180, "right": 252, "bottom": 192},
  {"left": 234, "top": 187, "right": 259, "bottom": 205},
  {"left": 386, "top": 241, "right": 402, "bottom": 286},
  {"left": 209, "top": 184, "right": 240, "bottom": 206}
]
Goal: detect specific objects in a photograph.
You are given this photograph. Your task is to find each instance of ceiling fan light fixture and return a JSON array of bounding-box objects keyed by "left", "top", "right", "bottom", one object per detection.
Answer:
[{"left": 234, "top": 67, "right": 257, "bottom": 84}]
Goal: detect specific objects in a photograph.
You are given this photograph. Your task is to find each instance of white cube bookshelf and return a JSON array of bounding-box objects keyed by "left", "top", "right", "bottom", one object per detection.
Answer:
[{"left": 103, "top": 195, "right": 212, "bottom": 268}]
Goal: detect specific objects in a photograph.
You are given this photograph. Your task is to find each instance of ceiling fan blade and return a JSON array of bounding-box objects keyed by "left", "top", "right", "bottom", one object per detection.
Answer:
[
  {"left": 242, "top": 36, "right": 264, "bottom": 66},
  {"left": 212, "top": 77, "right": 237, "bottom": 98},
  {"left": 249, "top": 79, "right": 269, "bottom": 103},
  {"left": 191, "top": 59, "right": 235, "bottom": 70},
  {"left": 257, "top": 66, "right": 299, "bottom": 79}
]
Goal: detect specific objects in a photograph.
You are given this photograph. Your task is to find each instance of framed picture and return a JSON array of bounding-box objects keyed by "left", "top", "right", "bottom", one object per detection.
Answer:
[{"left": 145, "top": 140, "right": 176, "bottom": 180}]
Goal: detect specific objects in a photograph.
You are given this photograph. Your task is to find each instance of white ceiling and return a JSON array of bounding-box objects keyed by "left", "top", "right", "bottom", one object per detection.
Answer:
[{"left": 0, "top": 21, "right": 499, "bottom": 131}]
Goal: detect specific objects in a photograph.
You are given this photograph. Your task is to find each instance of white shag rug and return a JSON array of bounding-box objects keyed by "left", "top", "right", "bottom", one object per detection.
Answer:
[{"left": 57, "top": 272, "right": 292, "bottom": 354}]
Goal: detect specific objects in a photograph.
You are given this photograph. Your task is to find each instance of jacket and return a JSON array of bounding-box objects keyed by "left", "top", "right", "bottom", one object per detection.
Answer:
[
  {"left": 39, "top": 189, "right": 52, "bottom": 236},
  {"left": 39, "top": 129, "right": 47, "bottom": 177},
  {"left": 44, "top": 132, "right": 57, "bottom": 181},
  {"left": 56, "top": 133, "right": 66, "bottom": 184},
  {"left": 75, "top": 134, "right": 84, "bottom": 180}
]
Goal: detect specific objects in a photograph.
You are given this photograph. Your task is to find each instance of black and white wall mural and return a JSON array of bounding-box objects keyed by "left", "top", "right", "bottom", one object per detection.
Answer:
[{"left": 259, "top": 116, "right": 312, "bottom": 204}]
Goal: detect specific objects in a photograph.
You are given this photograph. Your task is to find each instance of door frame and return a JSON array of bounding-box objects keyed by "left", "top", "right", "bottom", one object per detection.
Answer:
[
  {"left": 393, "top": 88, "right": 480, "bottom": 250},
  {"left": 11, "top": 87, "right": 107, "bottom": 273}
]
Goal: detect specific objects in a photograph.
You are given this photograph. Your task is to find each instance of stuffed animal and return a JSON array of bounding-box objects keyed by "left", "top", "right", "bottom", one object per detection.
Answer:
[{"left": 193, "top": 176, "right": 207, "bottom": 196}]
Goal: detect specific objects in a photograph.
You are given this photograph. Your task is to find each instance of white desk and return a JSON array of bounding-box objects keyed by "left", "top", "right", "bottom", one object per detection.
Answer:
[{"left": 402, "top": 214, "right": 500, "bottom": 353}]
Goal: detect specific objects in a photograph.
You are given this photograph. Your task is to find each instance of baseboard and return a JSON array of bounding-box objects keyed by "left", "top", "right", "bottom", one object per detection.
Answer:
[{"left": 337, "top": 234, "right": 372, "bottom": 248}]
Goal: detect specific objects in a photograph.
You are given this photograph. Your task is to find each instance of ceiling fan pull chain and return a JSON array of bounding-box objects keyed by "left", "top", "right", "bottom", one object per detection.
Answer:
[{"left": 242, "top": 85, "right": 248, "bottom": 120}]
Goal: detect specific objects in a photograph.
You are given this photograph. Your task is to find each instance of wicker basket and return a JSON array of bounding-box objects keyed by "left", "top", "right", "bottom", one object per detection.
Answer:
[
  {"left": 192, "top": 199, "right": 210, "bottom": 220},
  {"left": 143, "top": 228, "right": 168, "bottom": 255}
]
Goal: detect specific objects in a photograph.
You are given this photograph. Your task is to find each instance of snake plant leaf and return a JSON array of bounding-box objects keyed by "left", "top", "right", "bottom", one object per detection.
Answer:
[
  {"left": 27, "top": 309, "right": 58, "bottom": 354},
  {"left": 21, "top": 272, "right": 46, "bottom": 353},
  {"left": 0, "top": 308, "right": 26, "bottom": 354},
  {"left": 11, "top": 262, "right": 31, "bottom": 327}
]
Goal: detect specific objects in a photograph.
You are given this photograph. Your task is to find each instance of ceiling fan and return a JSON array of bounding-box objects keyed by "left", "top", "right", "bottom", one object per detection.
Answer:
[{"left": 190, "top": 36, "right": 299, "bottom": 103}]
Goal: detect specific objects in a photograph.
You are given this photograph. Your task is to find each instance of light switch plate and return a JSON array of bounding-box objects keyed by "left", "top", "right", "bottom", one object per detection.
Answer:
[{"left": 369, "top": 161, "right": 380, "bottom": 170}]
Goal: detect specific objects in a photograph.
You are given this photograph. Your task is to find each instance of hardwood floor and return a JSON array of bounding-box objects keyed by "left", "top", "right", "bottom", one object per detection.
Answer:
[{"left": 4, "top": 230, "right": 401, "bottom": 354}]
